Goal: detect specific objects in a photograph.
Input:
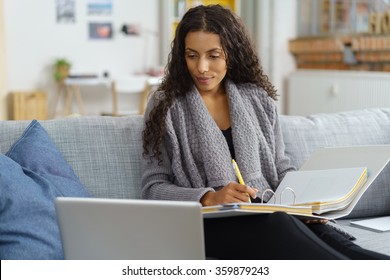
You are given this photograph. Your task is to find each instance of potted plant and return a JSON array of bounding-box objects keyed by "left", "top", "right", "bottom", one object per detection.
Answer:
[{"left": 54, "top": 58, "right": 71, "bottom": 84}]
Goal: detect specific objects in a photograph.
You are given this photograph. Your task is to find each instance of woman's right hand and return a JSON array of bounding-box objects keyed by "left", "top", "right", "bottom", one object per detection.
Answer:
[{"left": 200, "top": 182, "right": 258, "bottom": 206}]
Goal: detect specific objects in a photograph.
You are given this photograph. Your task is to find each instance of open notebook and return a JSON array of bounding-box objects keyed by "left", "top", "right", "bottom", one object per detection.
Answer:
[{"left": 203, "top": 145, "right": 390, "bottom": 220}]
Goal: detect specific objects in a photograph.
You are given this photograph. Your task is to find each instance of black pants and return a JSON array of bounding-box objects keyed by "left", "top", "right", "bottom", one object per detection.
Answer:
[{"left": 203, "top": 212, "right": 390, "bottom": 260}]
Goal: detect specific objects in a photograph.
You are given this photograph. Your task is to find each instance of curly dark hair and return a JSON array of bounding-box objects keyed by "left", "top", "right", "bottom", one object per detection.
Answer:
[{"left": 142, "top": 4, "right": 276, "bottom": 161}]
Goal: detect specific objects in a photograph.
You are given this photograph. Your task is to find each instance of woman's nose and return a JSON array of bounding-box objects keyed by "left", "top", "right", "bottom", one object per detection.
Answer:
[{"left": 197, "top": 57, "right": 209, "bottom": 74}]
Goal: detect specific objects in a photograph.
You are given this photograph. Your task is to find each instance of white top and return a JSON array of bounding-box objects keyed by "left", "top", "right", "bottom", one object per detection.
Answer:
[{"left": 64, "top": 77, "right": 111, "bottom": 86}]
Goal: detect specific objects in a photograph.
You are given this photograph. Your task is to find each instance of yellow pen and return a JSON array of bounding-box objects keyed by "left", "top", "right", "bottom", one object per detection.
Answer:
[{"left": 232, "top": 159, "right": 251, "bottom": 203}]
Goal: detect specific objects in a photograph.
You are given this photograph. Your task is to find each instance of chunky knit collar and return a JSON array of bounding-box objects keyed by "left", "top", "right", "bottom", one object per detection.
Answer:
[{"left": 184, "top": 79, "right": 275, "bottom": 192}]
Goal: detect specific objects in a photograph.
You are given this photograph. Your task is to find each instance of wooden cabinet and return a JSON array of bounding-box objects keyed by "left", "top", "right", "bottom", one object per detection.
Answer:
[{"left": 9, "top": 91, "right": 47, "bottom": 120}]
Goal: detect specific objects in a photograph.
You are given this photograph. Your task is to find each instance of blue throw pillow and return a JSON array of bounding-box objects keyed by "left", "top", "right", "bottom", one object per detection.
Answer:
[{"left": 0, "top": 120, "right": 91, "bottom": 259}]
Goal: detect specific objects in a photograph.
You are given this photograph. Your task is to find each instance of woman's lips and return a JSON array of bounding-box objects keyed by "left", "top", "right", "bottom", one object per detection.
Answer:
[{"left": 196, "top": 77, "right": 212, "bottom": 84}]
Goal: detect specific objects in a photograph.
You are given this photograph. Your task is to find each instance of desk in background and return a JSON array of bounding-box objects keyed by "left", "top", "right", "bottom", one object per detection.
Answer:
[
  {"left": 57, "top": 77, "right": 112, "bottom": 117},
  {"left": 55, "top": 75, "right": 161, "bottom": 117}
]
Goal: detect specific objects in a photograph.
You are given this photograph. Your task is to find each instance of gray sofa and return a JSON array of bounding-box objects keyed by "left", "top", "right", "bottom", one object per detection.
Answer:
[{"left": 0, "top": 108, "right": 389, "bottom": 257}]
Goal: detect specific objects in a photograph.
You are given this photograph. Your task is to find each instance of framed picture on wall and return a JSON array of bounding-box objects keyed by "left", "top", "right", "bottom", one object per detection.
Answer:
[
  {"left": 87, "top": 0, "right": 112, "bottom": 15},
  {"left": 56, "top": 0, "right": 76, "bottom": 23},
  {"left": 88, "top": 22, "right": 113, "bottom": 40}
]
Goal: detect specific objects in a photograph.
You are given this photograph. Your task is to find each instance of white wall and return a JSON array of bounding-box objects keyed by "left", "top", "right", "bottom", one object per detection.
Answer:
[
  {"left": 2, "top": 0, "right": 297, "bottom": 118},
  {"left": 3, "top": 0, "right": 160, "bottom": 117},
  {"left": 0, "top": 0, "right": 7, "bottom": 120},
  {"left": 268, "top": 0, "right": 297, "bottom": 113},
  {"left": 243, "top": 0, "right": 297, "bottom": 114}
]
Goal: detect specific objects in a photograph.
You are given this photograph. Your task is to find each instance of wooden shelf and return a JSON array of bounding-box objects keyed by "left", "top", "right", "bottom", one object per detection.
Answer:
[{"left": 289, "top": 35, "right": 390, "bottom": 72}]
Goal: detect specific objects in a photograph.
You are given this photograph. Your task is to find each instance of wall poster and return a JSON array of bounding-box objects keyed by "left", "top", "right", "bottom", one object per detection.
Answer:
[
  {"left": 88, "top": 22, "right": 113, "bottom": 39},
  {"left": 87, "top": 0, "right": 112, "bottom": 15},
  {"left": 56, "top": 0, "right": 76, "bottom": 23}
]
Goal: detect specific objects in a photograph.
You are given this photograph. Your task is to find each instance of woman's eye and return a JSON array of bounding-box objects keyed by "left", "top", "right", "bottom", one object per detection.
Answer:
[
  {"left": 186, "top": 53, "right": 197, "bottom": 59},
  {"left": 209, "top": 54, "right": 220, "bottom": 59}
]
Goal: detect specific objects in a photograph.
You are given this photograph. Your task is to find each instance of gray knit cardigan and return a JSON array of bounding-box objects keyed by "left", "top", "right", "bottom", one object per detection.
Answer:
[{"left": 141, "top": 80, "right": 295, "bottom": 202}]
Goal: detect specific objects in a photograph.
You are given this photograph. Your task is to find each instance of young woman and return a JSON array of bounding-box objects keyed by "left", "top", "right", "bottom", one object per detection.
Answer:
[{"left": 141, "top": 4, "right": 389, "bottom": 260}]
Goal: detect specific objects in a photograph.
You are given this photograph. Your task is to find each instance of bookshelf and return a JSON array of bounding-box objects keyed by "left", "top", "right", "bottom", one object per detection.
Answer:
[
  {"left": 291, "top": 0, "right": 390, "bottom": 72},
  {"left": 288, "top": 1, "right": 390, "bottom": 115},
  {"left": 298, "top": 0, "right": 389, "bottom": 36},
  {"left": 289, "top": 34, "right": 390, "bottom": 71}
]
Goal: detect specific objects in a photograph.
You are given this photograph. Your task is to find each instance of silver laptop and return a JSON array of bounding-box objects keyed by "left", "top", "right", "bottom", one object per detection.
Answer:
[{"left": 55, "top": 197, "right": 205, "bottom": 260}]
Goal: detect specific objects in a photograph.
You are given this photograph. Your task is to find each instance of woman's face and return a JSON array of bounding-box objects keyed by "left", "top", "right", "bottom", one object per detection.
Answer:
[{"left": 184, "top": 31, "right": 227, "bottom": 96}]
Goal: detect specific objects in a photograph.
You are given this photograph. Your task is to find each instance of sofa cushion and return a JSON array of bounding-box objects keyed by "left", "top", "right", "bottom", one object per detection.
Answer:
[
  {"left": 0, "top": 116, "right": 144, "bottom": 199},
  {"left": 0, "top": 120, "right": 91, "bottom": 259},
  {"left": 280, "top": 108, "right": 390, "bottom": 219}
]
